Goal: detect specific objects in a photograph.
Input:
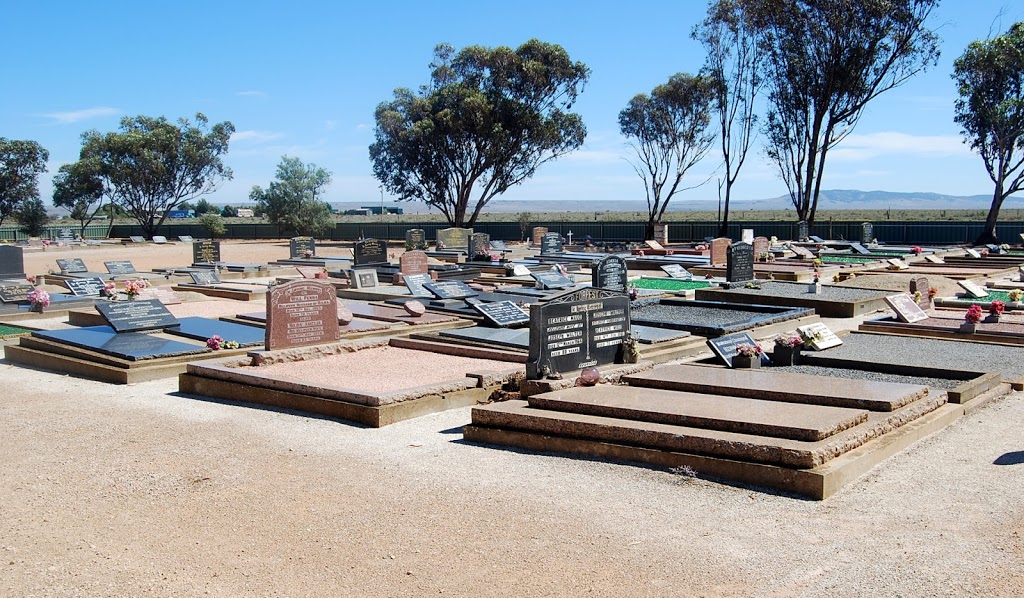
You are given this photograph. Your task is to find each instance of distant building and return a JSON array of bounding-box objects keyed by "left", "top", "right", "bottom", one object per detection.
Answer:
[
  {"left": 361, "top": 206, "right": 404, "bottom": 215},
  {"left": 166, "top": 209, "right": 195, "bottom": 219}
]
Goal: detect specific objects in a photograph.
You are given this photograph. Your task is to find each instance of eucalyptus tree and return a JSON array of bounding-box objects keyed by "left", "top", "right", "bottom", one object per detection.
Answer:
[{"left": 0, "top": 138, "right": 49, "bottom": 227}]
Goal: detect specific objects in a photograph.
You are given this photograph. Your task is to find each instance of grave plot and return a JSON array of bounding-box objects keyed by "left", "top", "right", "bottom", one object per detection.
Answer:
[
  {"left": 230, "top": 310, "right": 399, "bottom": 339},
  {"left": 179, "top": 337, "right": 524, "bottom": 427},
  {"left": 934, "top": 287, "right": 1022, "bottom": 310},
  {"left": 695, "top": 280, "right": 892, "bottom": 317},
  {"left": 629, "top": 277, "right": 714, "bottom": 294},
  {"left": 630, "top": 298, "right": 816, "bottom": 338},
  {"left": 860, "top": 311, "right": 1024, "bottom": 346},
  {"left": 172, "top": 275, "right": 271, "bottom": 301},
  {"left": 688, "top": 261, "right": 837, "bottom": 283},
  {"left": 465, "top": 362, "right": 1004, "bottom": 500}
]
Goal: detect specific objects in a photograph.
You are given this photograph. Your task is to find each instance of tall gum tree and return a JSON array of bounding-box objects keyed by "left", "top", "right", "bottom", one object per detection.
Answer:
[
  {"left": 752, "top": 0, "right": 940, "bottom": 226},
  {"left": 0, "top": 138, "right": 49, "bottom": 228},
  {"left": 953, "top": 21, "right": 1024, "bottom": 244},
  {"left": 370, "top": 39, "right": 589, "bottom": 227}
]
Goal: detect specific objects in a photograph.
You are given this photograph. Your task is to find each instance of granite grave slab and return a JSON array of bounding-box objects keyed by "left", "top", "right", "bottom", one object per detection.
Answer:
[{"left": 96, "top": 299, "right": 180, "bottom": 332}]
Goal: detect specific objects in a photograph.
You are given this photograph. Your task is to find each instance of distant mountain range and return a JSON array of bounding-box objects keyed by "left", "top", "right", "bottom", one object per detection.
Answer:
[{"left": 329, "top": 189, "right": 1022, "bottom": 214}]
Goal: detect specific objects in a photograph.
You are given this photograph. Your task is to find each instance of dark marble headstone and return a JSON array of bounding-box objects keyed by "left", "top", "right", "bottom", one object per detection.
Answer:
[
  {"left": 752, "top": 237, "right": 770, "bottom": 259},
  {"left": 490, "top": 240, "right": 509, "bottom": 252},
  {"left": 532, "top": 227, "right": 549, "bottom": 246},
  {"left": 189, "top": 271, "right": 221, "bottom": 285},
  {"left": 0, "top": 284, "right": 33, "bottom": 303},
  {"left": 105, "top": 260, "right": 137, "bottom": 275},
  {"left": 709, "top": 238, "right": 730, "bottom": 266},
  {"left": 909, "top": 276, "right": 931, "bottom": 309},
  {"left": 400, "top": 250, "right": 429, "bottom": 276},
  {"left": 798, "top": 221, "right": 809, "bottom": 242},
  {"left": 166, "top": 317, "right": 265, "bottom": 347},
  {"left": 265, "top": 280, "right": 340, "bottom": 350},
  {"left": 531, "top": 271, "right": 574, "bottom": 290},
  {"left": 404, "top": 273, "right": 432, "bottom": 297},
  {"left": 861, "top": 222, "right": 874, "bottom": 245},
  {"left": 289, "top": 236, "right": 316, "bottom": 258},
  {"left": 33, "top": 327, "right": 206, "bottom": 361},
  {"left": 470, "top": 233, "right": 492, "bottom": 260},
  {"left": 56, "top": 258, "right": 88, "bottom": 274},
  {"left": 436, "top": 228, "right": 471, "bottom": 250},
  {"left": 660, "top": 264, "right": 691, "bottom": 279},
  {"left": 526, "top": 287, "right": 631, "bottom": 379},
  {"left": 423, "top": 280, "right": 479, "bottom": 300},
  {"left": 95, "top": 299, "right": 180, "bottom": 333},
  {"left": 540, "top": 232, "right": 563, "bottom": 255},
  {"left": 0, "top": 246, "right": 25, "bottom": 278},
  {"left": 353, "top": 238, "right": 387, "bottom": 266},
  {"left": 473, "top": 300, "right": 530, "bottom": 327},
  {"left": 405, "top": 228, "right": 427, "bottom": 250},
  {"left": 193, "top": 240, "right": 221, "bottom": 264},
  {"left": 707, "top": 332, "right": 769, "bottom": 367},
  {"left": 726, "top": 242, "right": 754, "bottom": 283},
  {"left": 65, "top": 277, "right": 106, "bottom": 296},
  {"left": 591, "top": 255, "right": 628, "bottom": 292}
]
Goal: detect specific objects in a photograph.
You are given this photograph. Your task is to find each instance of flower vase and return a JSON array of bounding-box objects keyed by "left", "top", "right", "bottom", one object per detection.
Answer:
[
  {"left": 959, "top": 322, "right": 977, "bottom": 334},
  {"left": 30, "top": 303, "right": 44, "bottom": 314},
  {"left": 808, "top": 282, "right": 821, "bottom": 294},
  {"left": 772, "top": 346, "right": 800, "bottom": 366},
  {"left": 733, "top": 354, "right": 761, "bottom": 369}
]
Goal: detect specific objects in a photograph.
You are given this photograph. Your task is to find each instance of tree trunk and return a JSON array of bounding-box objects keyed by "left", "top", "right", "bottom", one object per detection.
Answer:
[
  {"left": 718, "top": 181, "right": 732, "bottom": 237},
  {"left": 645, "top": 220, "right": 656, "bottom": 242},
  {"left": 976, "top": 186, "right": 1004, "bottom": 244}
]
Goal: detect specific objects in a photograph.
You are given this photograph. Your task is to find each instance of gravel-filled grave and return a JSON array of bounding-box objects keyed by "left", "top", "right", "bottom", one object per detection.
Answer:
[
  {"left": 709, "top": 281, "right": 892, "bottom": 301},
  {"left": 630, "top": 298, "right": 811, "bottom": 337},
  {"left": 771, "top": 364, "right": 962, "bottom": 389}
]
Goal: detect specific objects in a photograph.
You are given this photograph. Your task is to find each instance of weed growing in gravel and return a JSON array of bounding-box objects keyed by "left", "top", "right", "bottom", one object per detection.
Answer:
[{"left": 669, "top": 465, "right": 699, "bottom": 479}]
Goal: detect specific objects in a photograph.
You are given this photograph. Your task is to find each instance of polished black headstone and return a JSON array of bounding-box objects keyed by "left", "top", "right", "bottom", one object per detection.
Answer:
[
  {"left": 192, "top": 240, "right": 221, "bottom": 263},
  {"left": 289, "top": 236, "right": 316, "bottom": 258},
  {"left": 65, "top": 277, "right": 106, "bottom": 296},
  {"left": 405, "top": 228, "right": 428, "bottom": 250},
  {"left": 0, "top": 284, "right": 33, "bottom": 303},
  {"left": 490, "top": 240, "right": 509, "bottom": 252},
  {"left": 860, "top": 223, "right": 873, "bottom": 245},
  {"left": 105, "top": 260, "right": 137, "bottom": 275},
  {"left": 440, "top": 326, "right": 529, "bottom": 349},
  {"left": 95, "top": 299, "right": 179, "bottom": 332},
  {"left": 470, "top": 233, "right": 492, "bottom": 259},
  {"left": 56, "top": 258, "right": 88, "bottom": 274},
  {"left": 423, "top": 280, "right": 479, "bottom": 299},
  {"left": 473, "top": 300, "right": 530, "bottom": 327},
  {"left": 353, "top": 238, "right": 387, "bottom": 266},
  {"left": 531, "top": 271, "right": 574, "bottom": 290},
  {"left": 726, "top": 242, "right": 754, "bottom": 283},
  {"left": 0, "top": 246, "right": 26, "bottom": 278},
  {"left": 707, "top": 332, "right": 769, "bottom": 367},
  {"left": 166, "top": 317, "right": 265, "bottom": 347},
  {"left": 540, "top": 232, "right": 563, "bottom": 255},
  {"left": 404, "top": 273, "right": 432, "bottom": 297},
  {"left": 526, "top": 287, "right": 630, "bottom": 379},
  {"left": 591, "top": 255, "right": 628, "bottom": 291},
  {"left": 189, "top": 271, "right": 221, "bottom": 285},
  {"left": 33, "top": 326, "right": 207, "bottom": 361}
]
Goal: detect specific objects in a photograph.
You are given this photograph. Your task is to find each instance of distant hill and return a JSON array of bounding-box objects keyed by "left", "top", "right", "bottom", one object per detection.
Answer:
[{"left": 328, "top": 189, "right": 1022, "bottom": 214}]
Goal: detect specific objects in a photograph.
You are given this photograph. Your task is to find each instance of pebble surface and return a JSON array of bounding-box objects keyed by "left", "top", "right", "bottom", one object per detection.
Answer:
[
  {"left": 776, "top": 364, "right": 962, "bottom": 389},
  {"left": 723, "top": 281, "right": 893, "bottom": 301}
]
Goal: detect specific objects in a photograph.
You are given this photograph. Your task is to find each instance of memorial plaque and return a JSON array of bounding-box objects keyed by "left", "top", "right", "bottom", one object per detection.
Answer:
[
  {"left": 473, "top": 300, "right": 530, "bottom": 327},
  {"left": 645, "top": 240, "right": 666, "bottom": 251},
  {"left": 177, "top": 235, "right": 194, "bottom": 243},
  {"left": 591, "top": 255, "right": 628, "bottom": 292},
  {"left": 726, "top": 242, "right": 754, "bottom": 283},
  {"left": 531, "top": 271, "right": 574, "bottom": 290},
  {"left": 129, "top": 236, "right": 146, "bottom": 244},
  {"left": 709, "top": 238, "right": 730, "bottom": 266},
  {"left": 885, "top": 294, "right": 929, "bottom": 323},
  {"left": 192, "top": 240, "right": 221, "bottom": 263},
  {"left": 352, "top": 269, "right": 379, "bottom": 289},
  {"left": 925, "top": 255, "right": 943, "bottom": 264},
  {"left": 56, "top": 258, "right": 88, "bottom": 274},
  {"left": 490, "top": 240, "right": 509, "bottom": 252},
  {"left": 707, "top": 332, "right": 769, "bottom": 367},
  {"left": 532, "top": 227, "right": 549, "bottom": 246},
  {"left": 741, "top": 228, "right": 754, "bottom": 244},
  {"left": 909, "top": 276, "right": 931, "bottom": 309},
  {"left": 660, "top": 264, "right": 691, "bottom": 279},
  {"left": 353, "top": 238, "right": 387, "bottom": 266},
  {"left": 798, "top": 221, "right": 809, "bottom": 242},
  {"left": 404, "top": 273, "right": 432, "bottom": 297},
  {"left": 526, "top": 287, "right": 631, "bottom": 379},
  {"left": 436, "top": 227, "right": 471, "bottom": 250},
  {"left": 0, "top": 284, "right": 33, "bottom": 303},
  {"left": 797, "top": 322, "right": 843, "bottom": 350},
  {"left": 57, "top": 228, "right": 74, "bottom": 242},
  {"left": 151, "top": 235, "right": 168, "bottom": 244},
  {"left": 289, "top": 236, "right": 316, "bottom": 258},
  {"left": 423, "top": 280, "right": 479, "bottom": 300},
  {"left": 0, "top": 246, "right": 25, "bottom": 278},
  {"left": 405, "top": 228, "right": 427, "bottom": 250},
  {"left": 886, "top": 258, "right": 910, "bottom": 270},
  {"left": 105, "top": 260, "right": 137, "bottom": 275},
  {"left": 470, "top": 232, "right": 492, "bottom": 259},
  {"left": 265, "top": 280, "right": 340, "bottom": 350},
  {"left": 808, "top": 235, "right": 825, "bottom": 243},
  {"left": 958, "top": 280, "right": 989, "bottom": 298},
  {"left": 400, "top": 250, "right": 429, "bottom": 276},
  {"left": 138, "top": 286, "right": 181, "bottom": 305},
  {"left": 540, "top": 232, "right": 563, "bottom": 255},
  {"left": 850, "top": 242, "right": 871, "bottom": 255},
  {"left": 95, "top": 299, "right": 180, "bottom": 333},
  {"left": 511, "top": 264, "right": 531, "bottom": 277},
  {"left": 791, "top": 245, "right": 814, "bottom": 259},
  {"left": 753, "top": 237, "right": 770, "bottom": 259},
  {"left": 65, "top": 277, "right": 106, "bottom": 296},
  {"left": 964, "top": 248, "right": 982, "bottom": 258},
  {"left": 189, "top": 271, "right": 221, "bottom": 285},
  {"left": 861, "top": 222, "right": 874, "bottom": 244}
]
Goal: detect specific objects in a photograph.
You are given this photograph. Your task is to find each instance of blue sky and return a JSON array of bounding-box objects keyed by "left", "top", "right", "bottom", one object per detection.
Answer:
[{"left": 3, "top": 1, "right": 1023, "bottom": 212}]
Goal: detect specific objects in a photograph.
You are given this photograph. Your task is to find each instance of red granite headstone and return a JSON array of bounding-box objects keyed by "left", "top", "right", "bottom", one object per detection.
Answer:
[
  {"left": 265, "top": 280, "right": 340, "bottom": 350},
  {"left": 753, "top": 237, "right": 770, "bottom": 260},
  {"left": 532, "top": 227, "right": 549, "bottom": 246},
  {"left": 400, "top": 250, "right": 429, "bottom": 276},
  {"left": 710, "top": 238, "right": 731, "bottom": 266},
  {"left": 909, "top": 276, "right": 931, "bottom": 309}
]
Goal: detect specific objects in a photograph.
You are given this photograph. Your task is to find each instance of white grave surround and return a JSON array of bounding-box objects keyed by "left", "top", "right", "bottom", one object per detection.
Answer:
[
  {"left": 957, "top": 280, "right": 989, "bottom": 298},
  {"left": 797, "top": 322, "right": 843, "bottom": 350}
]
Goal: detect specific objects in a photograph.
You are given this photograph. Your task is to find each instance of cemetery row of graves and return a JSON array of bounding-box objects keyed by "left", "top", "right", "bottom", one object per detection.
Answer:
[{"left": 1, "top": 223, "right": 1023, "bottom": 500}]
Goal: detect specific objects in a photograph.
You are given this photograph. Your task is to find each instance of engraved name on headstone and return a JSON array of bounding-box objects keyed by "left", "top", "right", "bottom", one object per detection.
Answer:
[
  {"left": 436, "top": 228, "right": 471, "bottom": 250},
  {"left": 591, "top": 255, "right": 628, "bottom": 292},
  {"left": 909, "top": 276, "right": 931, "bottom": 309},
  {"left": 289, "top": 236, "right": 316, "bottom": 258},
  {"left": 56, "top": 258, "right": 88, "bottom": 274},
  {"left": 797, "top": 322, "right": 843, "bottom": 350},
  {"left": 526, "top": 287, "right": 631, "bottom": 379},
  {"left": 399, "top": 250, "right": 429, "bottom": 276},
  {"left": 189, "top": 271, "right": 221, "bottom": 285},
  {"left": 726, "top": 242, "right": 754, "bottom": 283},
  {"left": 95, "top": 299, "right": 180, "bottom": 333},
  {"left": 403, "top": 273, "right": 432, "bottom": 297},
  {"left": 707, "top": 332, "right": 768, "bottom": 367},
  {"left": 531, "top": 270, "right": 574, "bottom": 290},
  {"left": 353, "top": 238, "right": 387, "bottom": 266},
  {"left": 540, "top": 232, "right": 564, "bottom": 255},
  {"left": 660, "top": 264, "right": 691, "bottom": 279},
  {"left": 473, "top": 300, "right": 530, "bottom": 327},
  {"left": 265, "top": 280, "right": 340, "bottom": 350},
  {"left": 470, "top": 232, "right": 492, "bottom": 259},
  {"left": 404, "top": 228, "right": 427, "bottom": 250},
  {"left": 105, "top": 260, "right": 137, "bottom": 275},
  {"left": 65, "top": 277, "right": 106, "bottom": 296},
  {"left": 0, "top": 284, "right": 34, "bottom": 302},
  {"left": 423, "top": 280, "right": 480, "bottom": 300},
  {"left": 861, "top": 222, "right": 874, "bottom": 245},
  {"left": 752, "top": 237, "right": 770, "bottom": 259},
  {"left": 885, "top": 294, "right": 929, "bottom": 323},
  {"left": 958, "top": 280, "right": 989, "bottom": 298},
  {"left": 192, "top": 240, "right": 221, "bottom": 264}
]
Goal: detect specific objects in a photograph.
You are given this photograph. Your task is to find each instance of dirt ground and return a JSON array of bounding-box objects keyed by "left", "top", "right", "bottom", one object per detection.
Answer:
[{"left": 3, "top": 241, "right": 1023, "bottom": 597}]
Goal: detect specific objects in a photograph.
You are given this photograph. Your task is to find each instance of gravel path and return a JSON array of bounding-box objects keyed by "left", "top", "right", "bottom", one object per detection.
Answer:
[{"left": 1, "top": 361, "right": 1022, "bottom": 596}]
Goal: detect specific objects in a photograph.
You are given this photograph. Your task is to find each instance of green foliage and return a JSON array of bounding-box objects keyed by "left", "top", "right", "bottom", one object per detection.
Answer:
[
  {"left": 250, "top": 156, "right": 334, "bottom": 236},
  {"left": 619, "top": 73, "right": 716, "bottom": 239},
  {"left": 198, "top": 213, "right": 226, "bottom": 238},
  {"left": 370, "top": 39, "right": 589, "bottom": 227},
  {"left": 220, "top": 204, "right": 238, "bottom": 217},
  {"left": 79, "top": 113, "right": 234, "bottom": 237},
  {"left": 194, "top": 198, "right": 215, "bottom": 216},
  {"left": 0, "top": 138, "right": 49, "bottom": 227},
  {"left": 953, "top": 21, "right": 1024, "bottom": 243},
  {"left": 52, "top": 159, "right": 106, "bottom": 237},
  {"left": 16, "top": 198, "right": 50, "bottom": 237},
  {"left": 752, "top": 0, "right": 940, "bottom": 225}
]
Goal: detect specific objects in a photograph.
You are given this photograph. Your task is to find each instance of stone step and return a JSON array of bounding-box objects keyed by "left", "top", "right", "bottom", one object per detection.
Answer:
[
  {"left": 623, "top": 364, "right": 928, "bottom": 412},
  {"left": 471, "top": 392, "right": 946, "bottom": 469},
  {"left": 528, "top": 386, "right": 868, "bottom": 442}
]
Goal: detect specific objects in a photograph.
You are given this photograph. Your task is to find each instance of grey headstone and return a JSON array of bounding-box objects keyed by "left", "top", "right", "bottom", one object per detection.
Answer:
[
  {"left": 404, "top": 229, "right": 428, "bottom": 251},
  {"left": 860, "top": 222, "right": 873, "bottom": 245},
  {"left": 540, "top": 232, "right": 563, "bottom": 255},
  {"left": 0, "top": 246, "right": 25, "bottom": 278},
  {"left": 798, "top": 221, "right": 809, "bottom": 242}
]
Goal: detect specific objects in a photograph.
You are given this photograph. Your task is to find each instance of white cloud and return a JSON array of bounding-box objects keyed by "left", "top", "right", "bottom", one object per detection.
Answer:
[
  {"left": 829, "top": 131, "right": 970, "bottom": 162},
  {"left": 237, "top": 90, "right": 268, "bottom": 97},
  {"left": 39, "top": 106, "right": 119, "bottom": 124},
  {"left": 231, "top": 130, "right": 284, "bottom": 143}
]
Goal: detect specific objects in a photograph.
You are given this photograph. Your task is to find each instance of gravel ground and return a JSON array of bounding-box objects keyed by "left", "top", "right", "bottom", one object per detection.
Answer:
[
  {"left": 775, "top": 364, "right": 963, "bottom": 389},
  {"left": 632, "top": 302, "right": 806, "bottom": 328},
  {"left": 717, "top": 281, "right": 892, "bottom": 301}
]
